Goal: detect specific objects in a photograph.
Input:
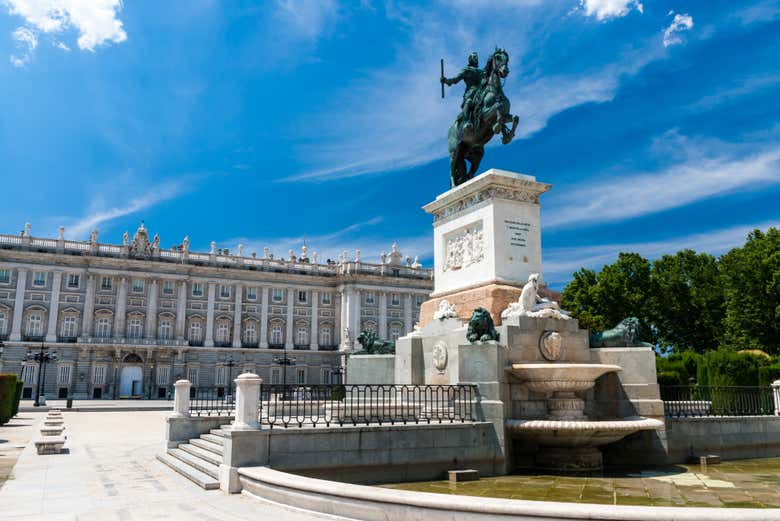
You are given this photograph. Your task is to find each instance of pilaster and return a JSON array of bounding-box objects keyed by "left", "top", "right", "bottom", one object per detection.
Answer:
[
  {"left": 82, "top": 274, "right": 96, "bottom": 338},
  {"left": 232, "top": 284, "right": 243, "bottom": 348},
  {"left": 114, "top": 276, "right": 128, "bottom": 339},
  {"left": 45, "top": 270, "right": 62, "bottom": 342},
  {"left": 205, "top": 282, "right": 216, "bottom": 348},
  {"left": 311, "top": 290, "right": 319, "bottom": 350},
  {"left": 285, "top": 288, "right": 294, "bottom": 350},
  {"left": 378, "top": 291, "right": 388, "bottom": 340},
  {"left": 259, "top": 287, "right": 269, "bottom": 349},
  {"left": 9, "top": 268, "right": 27, "bottom": 341},
  {"left": 145, "top": 279, "right": 158, "bottom": 339},
  {"left": 175, "top": 281, "right": 187, "bottom": 339}
]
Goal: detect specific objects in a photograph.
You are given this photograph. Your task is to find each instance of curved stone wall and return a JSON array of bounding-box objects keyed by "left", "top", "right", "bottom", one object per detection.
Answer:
[{"left": 238, "top": 467, "right": 777, "bottom": 521}]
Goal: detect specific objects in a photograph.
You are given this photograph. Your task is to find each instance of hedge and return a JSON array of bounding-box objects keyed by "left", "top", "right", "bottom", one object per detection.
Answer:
[
  {"left": 12, "top": 380, "right": 23, "bottom": 417},
  {"left": 0, "top": 373, "right": 19, "bottom": 425}
]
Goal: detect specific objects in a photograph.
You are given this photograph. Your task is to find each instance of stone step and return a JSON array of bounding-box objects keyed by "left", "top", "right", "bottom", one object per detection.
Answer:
[
  {"left": 179, "top": 443, "right": 222, "bottom": 466},
  {"left": 167, "top": 448, "right": 219, "bottom": 479},
  {"left": 200, "top": 433, "right": 224, "bottom": 446},
  {"left": 190, "top": 438, "right": 223, "bottom": 455},
  {"left": 209, "top": 428, "right": 229, "bottom": 438},
  {"left": 156, "top": 453, "right": 219, "bottom": 490}
]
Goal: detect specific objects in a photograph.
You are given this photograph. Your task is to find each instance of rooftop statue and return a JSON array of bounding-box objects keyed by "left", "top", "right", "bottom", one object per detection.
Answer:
[{"left": 441, "top": 49, "right": 519, "bottom": 187}]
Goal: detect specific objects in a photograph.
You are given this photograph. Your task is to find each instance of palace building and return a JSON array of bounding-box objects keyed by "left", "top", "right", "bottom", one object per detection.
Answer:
[{"left": 0, "top": 223, "right": 432, "bottom": 400}]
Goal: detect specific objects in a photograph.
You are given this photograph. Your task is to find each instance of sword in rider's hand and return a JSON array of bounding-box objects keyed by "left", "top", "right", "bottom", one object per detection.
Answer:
[{"left": 440, "top": 58, "right": 445, "bottom": 99}]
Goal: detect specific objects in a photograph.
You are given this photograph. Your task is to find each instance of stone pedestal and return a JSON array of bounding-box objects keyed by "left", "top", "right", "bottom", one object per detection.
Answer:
[{"left": 420, "top": 169, "right": 550, "bottom": 325}]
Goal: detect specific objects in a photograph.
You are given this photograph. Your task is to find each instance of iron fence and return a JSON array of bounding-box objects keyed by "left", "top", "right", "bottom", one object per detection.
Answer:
[
  {"left": 660, "top": 385, "right": 775, "bottom": 418},
  {"left": 189, "top": 385, "right": 235, "bottom": 417},
  {"left": 259, "top": 384, "right": 477, "bottom": 428}
]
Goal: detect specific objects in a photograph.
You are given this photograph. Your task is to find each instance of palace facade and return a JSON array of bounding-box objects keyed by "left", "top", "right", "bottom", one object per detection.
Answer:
[{"left": 0, "top": 223, "right": 432, "bottom": 399}]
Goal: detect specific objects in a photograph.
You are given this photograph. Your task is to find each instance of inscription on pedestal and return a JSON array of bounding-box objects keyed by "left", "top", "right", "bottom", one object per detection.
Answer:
[{"left": 504, "top": 219, "right": 530, "bottom": 263}]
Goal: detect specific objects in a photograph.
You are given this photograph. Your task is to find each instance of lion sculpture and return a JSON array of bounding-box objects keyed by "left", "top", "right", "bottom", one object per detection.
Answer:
[
  {"left": 467, "top": 307, "right": 499, "bottom": 343},
  {"left": 357, "top": 330, "right": 395, "bottom": 354},
  {"left": 589, "top": 317, "right": 652, "bottom": 348}
]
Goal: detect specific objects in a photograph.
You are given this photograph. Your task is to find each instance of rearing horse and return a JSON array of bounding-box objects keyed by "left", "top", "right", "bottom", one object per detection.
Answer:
[{"left": 447, "top": 49, "right": 519, "bottom": 187}]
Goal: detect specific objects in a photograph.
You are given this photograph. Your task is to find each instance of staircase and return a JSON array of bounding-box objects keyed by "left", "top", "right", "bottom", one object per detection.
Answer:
[{"left": 156, "top": 426, "right": 230, "bottom": 490}]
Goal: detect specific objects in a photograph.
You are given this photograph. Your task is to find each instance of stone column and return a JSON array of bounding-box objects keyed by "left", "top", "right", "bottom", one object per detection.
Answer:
[
  {"left": 334, "top": 291, "right": 341, "bottom": 347},
  {"left": 310, "top": 290, "right": 319, "bottom": 350},
  {"left": 145, "top": 279, "right": 158, "bottom": 339},
  {"left": 378, "top": 291, "right": 388, "bottom": 341},
  {"left": 338, "top": 289, "right": 347, "bottom": 349},
  {"left": 9, "top": 268, "right": 27, "bottom": 341},
  {"left": 773, "top": 380, "right": 780, "bottom": 416},
  {"left": 232, "top": 284, "right": 243, "bottom": 348},
  {"left": 285, "top": 288, "right": 294, "bottom": 349},
  {"left": 172, "top": 379, "right": 192, "bottom": 418},
  {"left": 114, "top": 277, "right": 128, "bottom": 339},
  {"left": 404, "top": 293, "right": 413, "bottom": 335},
  {"left": 82, "top": 274, "right": 96, "bottom": 338},
  {"left": 45, "top": 270, "right": 63, "bottom": 342},
  {"left": 259, "top": 287, "right": 269, "bottom": 349},
  {"left": 175, "top": 281, "right": 187, "bottom": 340},
  {"left": 350, "top": 289, "right": 361, "bottom": 349},
  {"left": 205, "top": 282, "right": 216, "bottom": 347},
  {"left": 232, "top": 373, "right": 261, "bottom": 430}
]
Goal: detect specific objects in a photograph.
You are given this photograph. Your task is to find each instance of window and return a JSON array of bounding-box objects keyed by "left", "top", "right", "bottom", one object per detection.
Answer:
[
  {"left": 321, "top": 368, "right": 332, "bottom": 385},
  {"left": 187, "top": 367, "right": 198, "bottom": 385},
  {"left": 365, "top": 292, "right": 375, "bottom": 305},
  {"left": 297, "top": 368, "right": 306, "bottom": 385},
  {"left": 219, "top": 285, "right": 230, "bottom": 299},
  {"left": 189, "top": 322, "right": 202, "bottom": 342},
  {"left": 101, "top": 277, "right": 112, "bottom": 290},
  {"left": 271, "top": 368, "right": 281, "bottom": 385},
  {"left": 416, "top": 296, "right": 424, "bottom": 307},
  {"left": 296, "top": 326, "right": 308, "bottom": 345},
  {"left": 57, "top": 365, "right": 71, "bottom": 385},
  {"left": 0, "top": 269, "right": 9, "bottom": 284},
  {"left": 272, "top": 288, "right": 283, "bottom": 302},
  {"left": 26, "top": 314, "right": 42, "bottom": 336},
  {"left": 247, "top": 287, "right": 257, "bottom": 300},
  {"left": 192, "top": 283, "right": 204, "bottom": 297},
  {"left": 321, "top": 292, "right": 331, "bottom": 305},
  {"left": 128, "top": 318, "right": 143, "bottom": 338},
  {"left": 216, "top": 322, "right": 230, "bottom": 343},
  {"left": 244, "top": 323, "right": 257, "bottom": 344},
  {"left": 216, "top": 366, "right": 227, "bottom": 386},
  {"left": 390, "top": 325, "right": 402, "bottom": 341},
  {"left": 391, "top": 293, "right": 400, "bottom": 306},
  {"left": 61, "top": 316, "right": 77, "bottom": 337},
  {"left": 0, "top": 311, "right": 5, "bottom": 335},
  {"left": 157, "top": 366, "right": 170, "bottom": 386},
  {"left": 297, "top": 290, "right": 307, "bottom": 303},
  {"left": 132, "top": 278, "right": 144, "bottom": 293},
  {"left": 271, "top": 324, "right": 283, "bottom": 345},
  {"left": 319, "top": 326, "right": 331, "bottom": 346},
  {"left": 163, "top": 281, "right": 174, "bottom": 295},
  {"left": 21, "top": 365, "right": 37, "bottom": 385},
  {"left": 67, "top": 274, "right": 80, "bottom": 288},
  {"left": 96, "top": 318, "right": 111, "bottom": 338},
  {"left": 159, "top": 320, "right": 172, "bottom": 339},
  {"left": 33, "top": 271, "right": 46, "bottom": 287},
  {"left": 93, "top": 365, "right": 106, "bottom": 385}
]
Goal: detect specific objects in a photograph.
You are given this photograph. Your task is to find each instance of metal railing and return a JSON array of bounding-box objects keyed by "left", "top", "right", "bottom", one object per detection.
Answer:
[
  {"left": 259, "top": 384, "right": 477, "bottom": 428},
  {"left": 189, "top": 386, "right": 235, "bottom": 417},
  {"left": 661, "top": 385, "right": 775, "bottom": 418}
]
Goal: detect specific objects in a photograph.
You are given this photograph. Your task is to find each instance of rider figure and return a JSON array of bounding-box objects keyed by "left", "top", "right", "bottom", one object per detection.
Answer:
[{"left": 442, "top": 52, "right": 483, "bottom": 131}]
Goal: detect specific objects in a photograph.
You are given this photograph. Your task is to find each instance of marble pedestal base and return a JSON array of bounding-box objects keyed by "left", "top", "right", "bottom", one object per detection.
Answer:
[
  {"left": 419, "top": 283, "right": 522, "bottom": 328},
  {"left": 535, "top": 447, "right": 603, "bottom": 472}
]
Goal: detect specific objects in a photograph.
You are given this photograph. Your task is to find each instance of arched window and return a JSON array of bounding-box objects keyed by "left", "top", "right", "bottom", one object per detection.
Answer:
[
  {"left": 319, "top": 326, "right": 331, "bottom": 347},
  {"left": 96, "top": 318, "right": 111, "bottom": 338},
  {"left": 26, "top": 313, "right": 42, "bottom": 336},
  {"left": 159, "top": 320, "right": 172, "bottom": 339},
  {"left": 128, "top": 318, "right": 143, "bottom": 338},
  {"left": 296, "top": 326, "right": 308, "bottom": 346},
  {"left": 390, "top": 323, "right": 402, "bottom": 341},
  {"left": 271, "top": 324, "right": 283, "bottom": 345},
  {"left": 0, "top": 311, "right": 6, "bottom": 336},
  {"left": 216, "top": 322, "right": 230, "bottom": 343},
  {"left": 61, "top": 316, "right": 78, "bottom": 337},
  {"left": 244, "top": 323, "right": 257, "bottom": 344},
  {"left": 363, "top": 321, "right": 377, "bottom": 333},
  {"left": 189, "top": 321, "right": 202, "bottom": 342}
]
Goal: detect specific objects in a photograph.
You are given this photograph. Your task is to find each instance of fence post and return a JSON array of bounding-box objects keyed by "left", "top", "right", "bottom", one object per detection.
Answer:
[
  {"left": 172, "top": 379, "right": 192, "bottom": 418},
  {"left": 233, "top": 373, "right": 262, "bottom": 430},
  {"left": 772, "top": 381, "right": 780, "bottom": 416}
]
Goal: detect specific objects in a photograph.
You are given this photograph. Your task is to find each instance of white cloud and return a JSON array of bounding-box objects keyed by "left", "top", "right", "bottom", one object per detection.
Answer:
[
  {"left": 580, "top": 0, "right": 643, "bottom": 21},
  {"left": 55, "top": 40, "right": 70, "bottom": 51},
  {"left": 663, "top": 12, "right": 694, "bottom": 47},
  {"left": 66, "top": 180, "right": 187, "bottom": 239},
  {"left": 544, "top": 132, "right": 780, "bottom": 229},
  {"left": 9, "top": 25, "right": 36, "bottom": 67},
  {"left": 3, "top": 0, "right": 127, "bottom": 53},
  {"left": 543, "top": 220, "right": 780, "bottom": 285},
  {"left": 273, "top": 0, "right": 339, "bottom": 42}
]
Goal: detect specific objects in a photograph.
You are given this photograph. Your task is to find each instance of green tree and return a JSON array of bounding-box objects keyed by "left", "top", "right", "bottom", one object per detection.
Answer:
[
  {"left": 560, "top": 268, "right": 606, "bottom": 332},
  {"left": 649, "top": 250, "right": 724, "bottom": 353},
  {"left": 720, "top": 228, "right": 780, "bottom": 354}
]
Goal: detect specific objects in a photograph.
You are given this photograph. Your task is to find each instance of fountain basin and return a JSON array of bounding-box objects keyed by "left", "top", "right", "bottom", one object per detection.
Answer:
[
  {"left": 509, "top": 363, "right": 622, "bottom": 393},
  {"left": 505, "top": 417, "right": 664, "bottom": 448}
]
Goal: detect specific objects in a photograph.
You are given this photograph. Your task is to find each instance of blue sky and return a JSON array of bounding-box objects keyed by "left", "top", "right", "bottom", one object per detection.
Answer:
[{"left": 1, "top": 0, "right": 779, "bottom": 289}]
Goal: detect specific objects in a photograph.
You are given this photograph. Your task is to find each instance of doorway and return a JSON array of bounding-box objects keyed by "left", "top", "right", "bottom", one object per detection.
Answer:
[{"left": 119, "top": 366, "right": 143, "bottom": 398}]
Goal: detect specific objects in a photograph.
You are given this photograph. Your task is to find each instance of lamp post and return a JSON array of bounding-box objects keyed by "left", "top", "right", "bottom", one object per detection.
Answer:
[
  {"left": 26, "top": 342, "right": 58, "bottom": 407},
  {"left": 225, "top": 357, "right": 237, "bottom": 395},
  {"left": 272, "top": 351, "right": 296, "bottom": 387}
]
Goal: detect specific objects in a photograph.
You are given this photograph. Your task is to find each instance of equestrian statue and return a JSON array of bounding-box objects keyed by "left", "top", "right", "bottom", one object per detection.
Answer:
[{"left": 441, "top": 49, "right": 519, "bottom": 187}]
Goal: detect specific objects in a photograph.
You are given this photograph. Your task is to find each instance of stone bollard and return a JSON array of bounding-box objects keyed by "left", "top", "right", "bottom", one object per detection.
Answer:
[
  {"left": 772, "top": 380, "right": 780, "bottom": 416},
  {"left": 172, "top": 379, "right": 192, "bottom": 418},
  {"left": 232, "top": 373, "right": 262, "bottom": 430}
]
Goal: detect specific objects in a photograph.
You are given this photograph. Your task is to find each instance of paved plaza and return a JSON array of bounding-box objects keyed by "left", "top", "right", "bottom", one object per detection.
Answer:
[{"left": 0, "top": 410, "right": 313, "bottom": 521}]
